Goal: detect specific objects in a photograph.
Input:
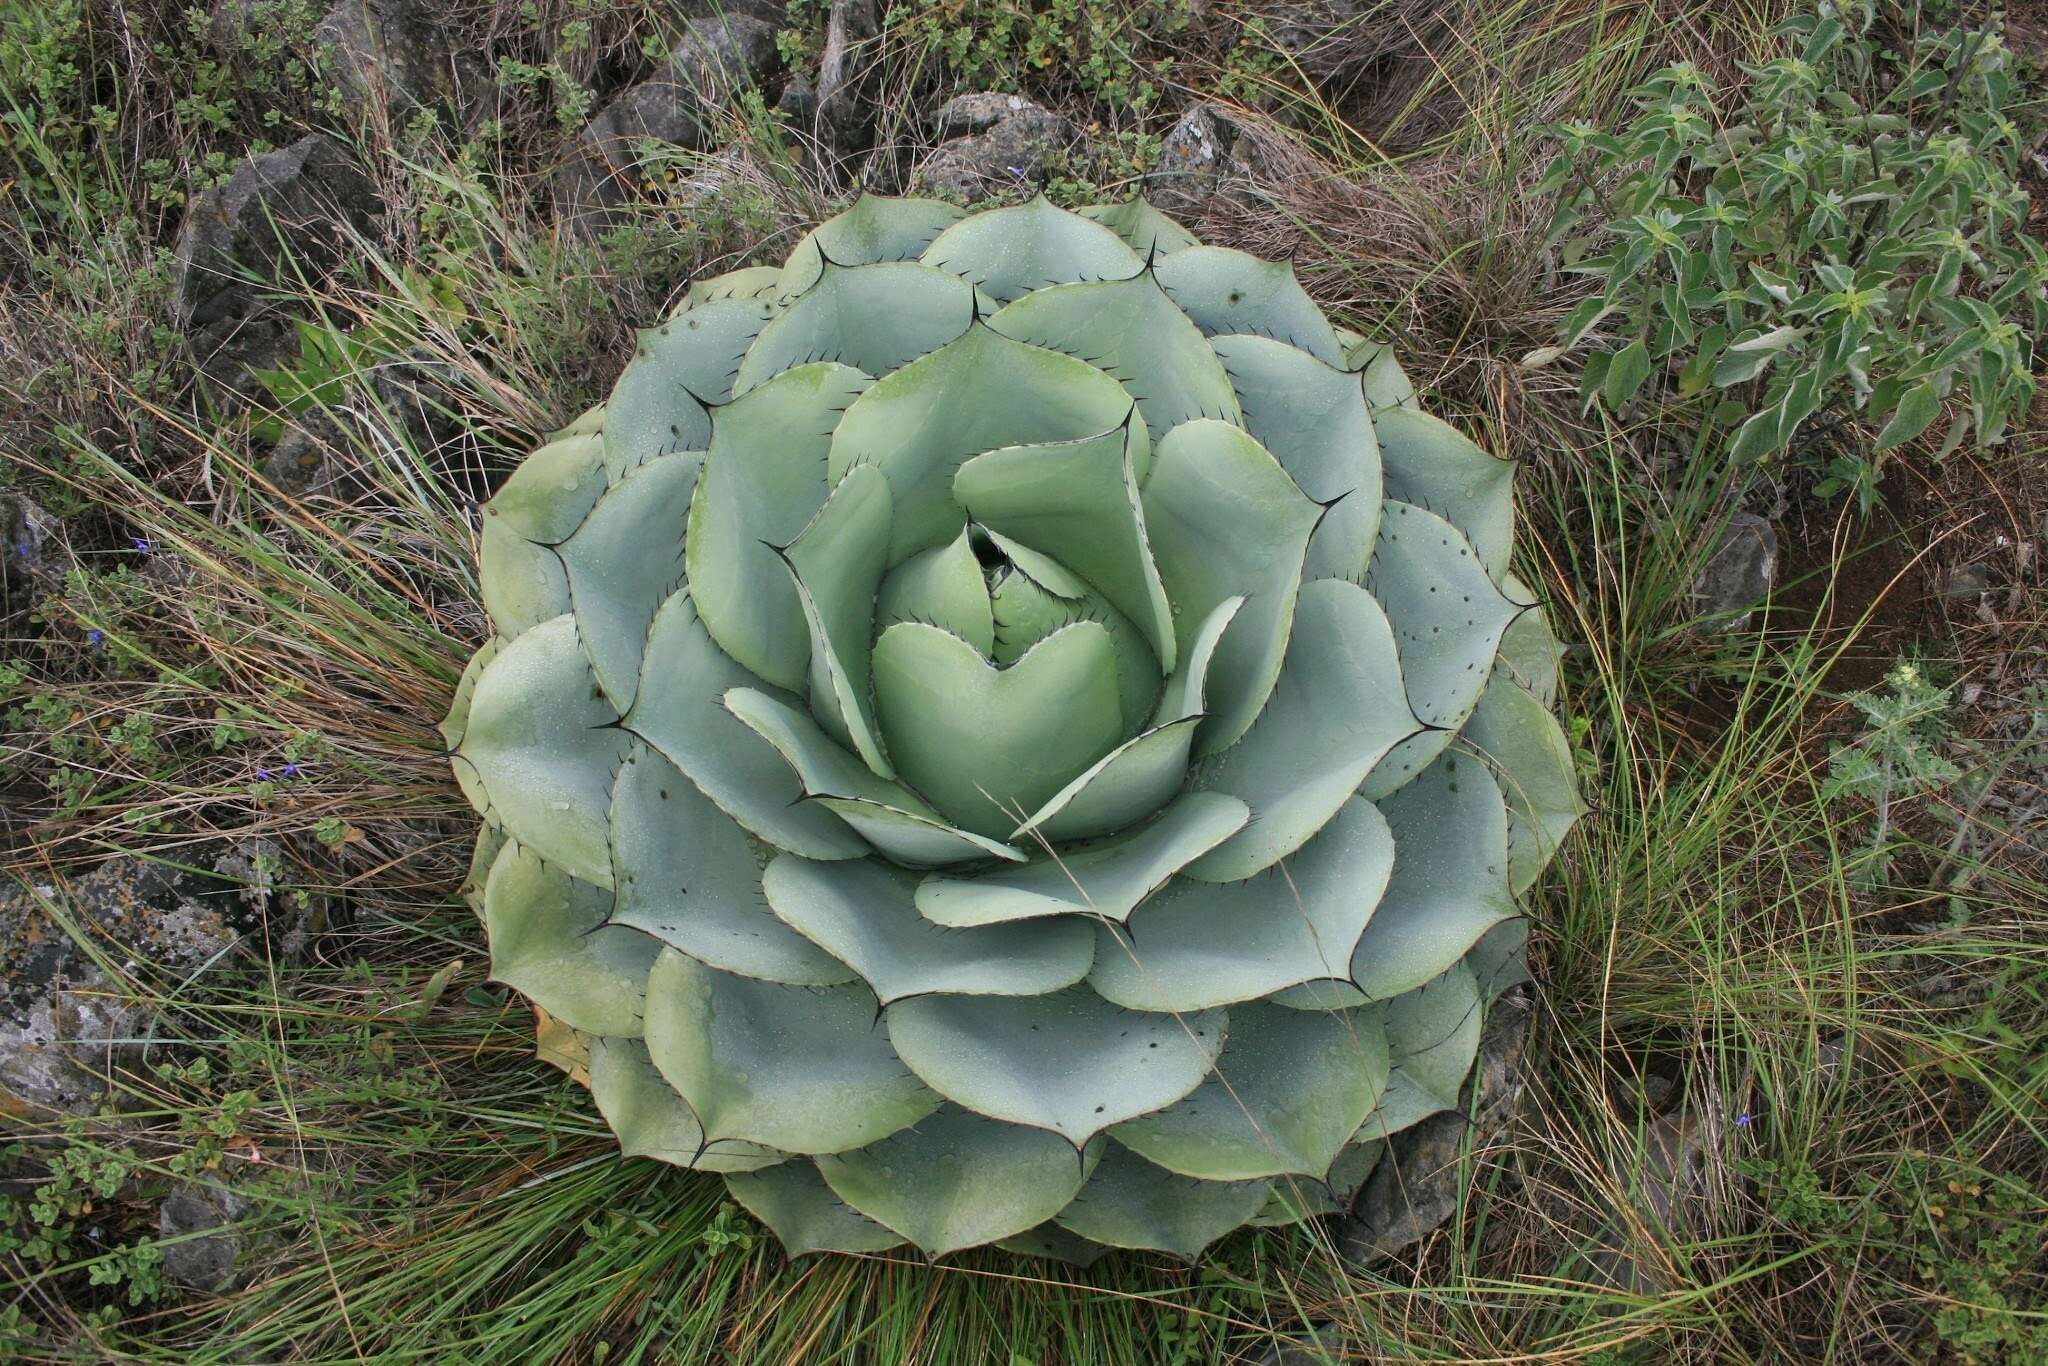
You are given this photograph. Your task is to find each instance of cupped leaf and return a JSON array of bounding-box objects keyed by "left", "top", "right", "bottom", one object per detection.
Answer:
[
  {"left": 480, "top": 518, "right": 571, "bottom": 640},
  {"left": 1250, "top": 1138, "right": 1384, "bottom": 1226},
  {"left": 814, "top": 797, "right": 1028, "bottom": 868},
  {"left": 589, "top": 1037, "right": 786, "bottom": 1172},
  {"left": 1374, "top": 407, "right": 1516, "bottom": 581},
  {"left": 725, "top": 1161, "right": 906, "bottom": 1255},
  {"left": 1357, "top": 501, "right": 1523, "bottom": 801},
  {"left": 609, "top": 743, "right": 856, "bottom": 986},
  {"left": 644, "top": 948, "right": 941, "bottom": 1154},
  {"left": 1077, "top": 198, "right": 1201, "bottom": 256},
  {"left": 533, "top": 1007, "right": 592, "bottom": 1082},
  {"left": 737, "top": 261, "right": 976, "bottom": 394},
  {"left": 781, "top": 464, "right": 894, "bottom": 776},
  {"left": 1152, "top": 246, "right": 1343, "bottom": 364},
  {"left": 1357, "top": 960, "right": 1482, "bottom": 1141},
  {"left": 1011, "top": 596, "right": 1240, "bottom": 841},
  {"left": 955, "top": 421, "right": 1176, "bottom": 670},
  {"left": 460, "top": 822, "right": 508, "bottom": 922},
  {"left": 625, "top": 591, "right": 867, "bottom": 860},
  {"left": 482, "top": 840, "right": 655, "bottom": 1037},
  {"left": 1496, "top": 571, "right": 1563, "bottom": 709},
  {"left": 818, "top": 1107, "right": 1096, "bottom": 1257},
  {"left": 605, "top": 300, "right": 768, "bottom": 476},
  {"left": 985, "top": 556, "right": 1160, "bottom": 735},
  {"left": 919, "top": 793, "right": 1250, "bottom": 927},
  {"left": 1056, "top": 1143, "right": 1270, "bottom": 1260},
  {"left": 724, "top": 688, "right": 1025, "bottom": 866},
  {"left": 996, "top": 1223, "right": 1113, "bottom": 1266},
  {"left": 1342, "top": 333, "right": 1416, "bottom": 409},
  {"left": 762, "top": 854, "right": 1094, "bottom": 1002},
  {"left": 885, "top": 987, "right": 1225, "bottom": 1146},
  {"left": 558, "top": 451, "right": 698, "bottom": 711},
  {"left": 1090, "top": 796, "right": 1395, "bottom": 1012},
  {"left": 1208, "top": 333, "right": 1381, "bottom": 582},
  {"left": 454, "top": 613, "right": 629, "bottom": 887},
  {"left": 1345, "top": 749, "right": 1514, "bottom": 1002},
  {"left": 440, "top": 637, "right": 501, "bottom": 751},
  {"left": 488, "top": 427, "right": 606, "bottom": 543},
  {"left": 1459, "top": 670, "right": 1585, "bottom": 896},
  {"left": 1184, "top": 579, "right": 1413, "bottom": 881},
  {"left": 780, "top": 193, "right": 967, "bottom": 296},
  {"left": 828, "top": 324, "right": 1134, "bottom": 562},
  {"left": 684, "top": 265, "right": 783, "bottom": 306},
  {"left": 1142, "top": 419, "right": 1322, "bottom": 756},
  {"left": 685, "top": 362, "right": 874, "bottom": 690},
  {"left": 990, "top": 273, "right": 1240, "bottom": 440},
  {"left": 871, "top": 621, "right": 1124, "bottom": 840},
  {"left": 919, "top": 196, "right": 1140, "bottom": 303},
  {"left": 1467, "top": 917, "right": 1532, "bottom": 1002},
  {"left": 1111, "top": 1001, "right": 1389, "bottom": 1181},
  {"left": 876, "top": 526, "right": 994, "bottom": 654}
]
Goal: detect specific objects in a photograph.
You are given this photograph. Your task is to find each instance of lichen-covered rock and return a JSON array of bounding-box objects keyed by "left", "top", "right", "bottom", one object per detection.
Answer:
[
  {"left": 446, "top": 195, "right": 1582, "bottom": 1260},
  {"left": 1690, "top": 510, "right": 1777, "bottom": 632},
  {"left": 171, "top": 135, "right": 380, "bottom": 399},
  {"left": 1337, "top": 988, "right": 1531, "bottom": 1266},
  {"left": 913, "top": 94, "right": 1071, "bottom": 202},
  {"left": 557, "top": 15, "right": 782, "bottom": 213},
  {"left": 0, "top": 845, "right": 316, "bottom": 1117},
  {"left": 159, "top": 1180, "right": 254, "bottom": 1291},
  {"left": 312, "top": 0, "right": 490, "bottom": 122}
]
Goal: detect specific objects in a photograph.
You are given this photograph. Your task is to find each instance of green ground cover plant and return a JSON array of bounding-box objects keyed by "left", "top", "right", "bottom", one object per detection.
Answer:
[{"left": 1533, "top": 1, "right": 2046, "bottom": 509}]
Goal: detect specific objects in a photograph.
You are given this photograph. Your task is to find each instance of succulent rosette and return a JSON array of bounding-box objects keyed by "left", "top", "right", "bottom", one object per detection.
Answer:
[{"left": 441, "top": 195, "right": 1582, "bottom": 1261}]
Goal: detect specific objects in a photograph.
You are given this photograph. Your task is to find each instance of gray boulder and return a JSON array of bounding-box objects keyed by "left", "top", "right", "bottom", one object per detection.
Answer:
[
  {"left": 0, "top": 844, "right": 316, "bottom": 1117},
  {"left": 312, "top": 0, "right": 491, "bottom": 123},
  {"left": 1337, "top": 990, "right": 1531, "bottom": 1266},
  {"left": 1, "top": 490, "right": 66, "bottom": 618},
  {"left": 171, "top": 135, "right": 379, "bottom": 398},
  {"left": 1689, "top": 510, "right": 1777, "bottom": 632},
  {"left": 912, "top": 93, "right": 1071, "bottom": 203},
  {"left": 159, "top": 1180, "right": 254, "bottom": 1292},
  {"left": 557, "top": 15, "right": 781, "bottom": 213},
  {"left": 1146, "top": 102, "right": 1306, "bottom": 218}
]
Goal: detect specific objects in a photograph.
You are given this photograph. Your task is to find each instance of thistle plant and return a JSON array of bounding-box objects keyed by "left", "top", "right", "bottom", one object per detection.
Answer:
[{"left": 441, "top": 195, "right": 1582, "bottom": 1261}]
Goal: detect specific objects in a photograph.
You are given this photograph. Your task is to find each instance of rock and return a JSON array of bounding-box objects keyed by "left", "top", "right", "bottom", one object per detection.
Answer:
[
  {"left": 171, "top": 135, "right": 380, "bottom": 399},
  {"left": 1943, "top": 562, "right": 1992, "bottom": 597},
  {"left": 159, "top": 1180, "right": 252, "bottom": 1291},
  {"left": 557, "top": 15, "right": 782, "bottom": 214},
  {"left": 312, "top": 0, "right": 490, "bottom": 123},
  {"left": 264, "top": 412, "right": 346, "bottom": 499},
  {"left": 1146, "top": 102, "right": 1275, "bottom": 216},
  {"left": 795, "top": 0, "right": 880, "bottom": 179},
  {"left": 1689, "top": 510, "right": 1777, "bottom": 631},
  {"left": 261, "top": 348, "right": 471, "bottom": 500},
  {"left": 1582, "top": 1111, "right": 1716, "bottom": 1298},
  {"left": 0, "top": 844, "right": 317, "bottom": 1117},
  {"left": 1337, "top": 991, "right": 1530, "bottom": 1266},
  {"left": 912, "top": 93, "right": 1071, "bottom": 203},
  {"left": 1, "top": 490, "right": 66, "bottom": 617}
]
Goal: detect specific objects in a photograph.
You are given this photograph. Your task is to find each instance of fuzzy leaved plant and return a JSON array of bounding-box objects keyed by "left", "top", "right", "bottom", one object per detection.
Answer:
[{"left": 442, "top": 195, "right": 1583, "bottom": 1262}]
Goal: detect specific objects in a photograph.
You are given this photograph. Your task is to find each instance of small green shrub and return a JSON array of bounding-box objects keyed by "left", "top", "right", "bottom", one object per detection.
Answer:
[{"left": 1532, "top": 2, "right": 2046, "bottom": 509}]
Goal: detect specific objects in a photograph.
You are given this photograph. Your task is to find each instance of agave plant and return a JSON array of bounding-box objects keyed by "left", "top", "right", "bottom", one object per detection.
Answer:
[{"left": 442, "top": 195, "right": 1582, "bottom": 1262}]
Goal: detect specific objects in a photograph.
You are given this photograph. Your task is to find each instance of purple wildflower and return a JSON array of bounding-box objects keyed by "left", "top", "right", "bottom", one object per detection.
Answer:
[
  {"left": 87, "top": 629, "right": 104, "bottom": 648},
  {"left": 256, "top": 768, "right": 272, "bottom": 781},
  {"left": 1735, "top": 1112, "right": 1752, "bottom": 1128},
  {"left": 133, "top": 538, "right": 153, "bottom": 554},
  {"left": 282, "top": 762, "right": 302, "bottom": 779}
]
